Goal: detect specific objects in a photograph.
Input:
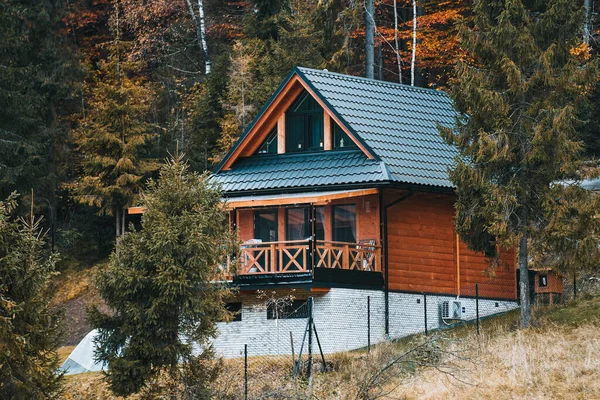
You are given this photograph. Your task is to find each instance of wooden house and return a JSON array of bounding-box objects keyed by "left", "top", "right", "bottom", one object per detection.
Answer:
[{"left": 208, "top": 68, "right": 519, "bottom": 356}]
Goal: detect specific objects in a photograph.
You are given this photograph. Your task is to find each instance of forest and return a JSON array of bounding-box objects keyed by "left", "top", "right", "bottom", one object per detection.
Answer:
[
  {"left": 1, "top": 0, "right": 598, "bottom": 264},
  {"left": 2, "top": 0, "right": 600, "bottom": 398}
]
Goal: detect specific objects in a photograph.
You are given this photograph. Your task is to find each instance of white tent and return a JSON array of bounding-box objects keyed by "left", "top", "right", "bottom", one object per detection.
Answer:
[{"left": 60, "top": 329, "right": 105, "bottom": 375}]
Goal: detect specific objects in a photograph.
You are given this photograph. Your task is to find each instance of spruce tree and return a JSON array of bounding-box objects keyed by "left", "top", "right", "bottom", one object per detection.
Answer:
[
  {"left": 441, "top": 0, "right": 598, "bottom": 327},
  {"left": 72, "top": 38, "right": 159, "bottom": 238},
  {"left": 88, "top": 154, "right": 235, "bottom": 396},
  {"left": 0, "top": 193, "right": 62, "bottom": 399},
  {"left": 0, "top": 0, "right": 77, "bottom": 213}
]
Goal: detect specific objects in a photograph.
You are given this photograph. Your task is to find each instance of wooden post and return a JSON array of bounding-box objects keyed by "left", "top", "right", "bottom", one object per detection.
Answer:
[
  {"left": 277, "top": 114, "right": 285, "bottom": 154},
  {"left": 343, "top": 244, "right": 349, "bottom": 269},
  {"left": 270, "top": 244, "right": 276, "bottom": 273},
  {"left": 323, "top": 113, "right": 332, "bottom": 150}
]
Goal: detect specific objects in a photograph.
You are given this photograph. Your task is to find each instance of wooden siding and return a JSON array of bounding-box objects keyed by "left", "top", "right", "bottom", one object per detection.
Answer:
[
  {"left": 386, "top": 191, "right": 516, "bottom": 300},
  {"left": 533, "top": 271, "right": 563, "bottom": 294},
  {"left": 237, "top": 209, "right": 254, "bottom": 242}
]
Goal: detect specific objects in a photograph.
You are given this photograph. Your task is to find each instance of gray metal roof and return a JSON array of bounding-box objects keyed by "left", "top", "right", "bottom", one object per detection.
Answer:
[
  {"left": 214, "top": 67, "right": 457, "bottom": 194},
  {"left": 216, "top": 150, "right": 388, "bottom": 194}
]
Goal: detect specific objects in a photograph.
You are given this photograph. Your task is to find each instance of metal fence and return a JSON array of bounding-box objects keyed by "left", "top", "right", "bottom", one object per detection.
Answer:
[{"left": 213, "top": 281, "right": 566, "bottom": 400}]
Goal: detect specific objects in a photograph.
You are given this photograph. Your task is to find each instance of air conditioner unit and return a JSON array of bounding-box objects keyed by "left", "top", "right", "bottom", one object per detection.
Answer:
[{"left": 441, "top": 300, "right": 463, "bottom": 320}]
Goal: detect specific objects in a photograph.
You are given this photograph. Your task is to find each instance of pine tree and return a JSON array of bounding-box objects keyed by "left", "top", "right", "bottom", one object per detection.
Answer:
[
  {"left": 88, "top": 154, "right": 235, "bottom": 397},
  {"left": 72, "top": 37, "right": 160, "bottom": 238},
  {"left": 441, "top": 0, "right": 598, "bottom": 327},
  {"left": 0, "top": 193, "right": 62, "bottom": 399}
]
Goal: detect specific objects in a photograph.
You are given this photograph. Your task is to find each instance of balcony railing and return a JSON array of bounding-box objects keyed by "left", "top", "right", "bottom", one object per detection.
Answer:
[{"left": 219, "top": 239, "right": 381, "bottom": 279}]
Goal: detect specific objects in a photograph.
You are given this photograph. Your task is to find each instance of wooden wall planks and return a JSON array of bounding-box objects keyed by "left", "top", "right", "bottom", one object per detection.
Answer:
[{"left": 386, "top": 192, "right": 516, "bottom": 299}]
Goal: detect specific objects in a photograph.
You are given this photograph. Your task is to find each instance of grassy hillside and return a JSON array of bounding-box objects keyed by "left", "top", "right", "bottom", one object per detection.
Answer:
[
  {"left": 52, "top": 263, "right": 108, "bottom": 347},
  {"left": 58, "top": 297, "right": 600, "bottom": 399}
]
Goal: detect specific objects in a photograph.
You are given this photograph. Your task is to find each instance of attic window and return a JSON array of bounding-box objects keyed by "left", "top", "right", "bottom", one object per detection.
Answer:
[
  {"left": 332, "top": 120, "right": 357, "bottom": 149},
  {"left": 285, "top": 91, "right": 324, "bottom": 152},
  {"left": 257, "top": 127, "right": 277, "bottom": 154}
]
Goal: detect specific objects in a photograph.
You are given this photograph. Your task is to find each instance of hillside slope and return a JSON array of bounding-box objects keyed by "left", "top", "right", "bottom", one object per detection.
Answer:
[{"left": 59, "top": 297, "right": 600, "bottom": 399}]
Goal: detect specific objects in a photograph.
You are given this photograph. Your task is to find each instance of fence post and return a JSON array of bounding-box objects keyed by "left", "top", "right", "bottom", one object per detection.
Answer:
[
  {"left": 307, "top": 297, "right": 313, "bottom": 383},
  {"left": 423, "top": 293, "right": 428, "bottom": 336},
  {"left": 367, "top": 296, "right": 371, "bottom": 353},
  {"left": 476, "top": 284, "right": 480, "bottom": 336},
  {"left": 244, "top": 344, "right": 248, "bottom": 400}
]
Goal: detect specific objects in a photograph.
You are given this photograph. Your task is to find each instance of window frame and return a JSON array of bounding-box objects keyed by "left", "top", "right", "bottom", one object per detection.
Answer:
[
  {"left": 256, "top": 127, "right": 278, "bottom": 155},
  {"left": 332, "top": 204, "right": 357, "bottom": 243},
  {"left": 266, "top": 300, "right": 309, "bottom": 320},
  {"left": 332, "top": 119, "right": 358, "bottom": 150},
  {"left": 254, "top": 209, "right": 278, "bottom": 242},
  {"left": 285, "top": 92, "right": 324, "bottom": 153},
  {"left": 225, "top": 302, "right": 242, "bottom": 322}
]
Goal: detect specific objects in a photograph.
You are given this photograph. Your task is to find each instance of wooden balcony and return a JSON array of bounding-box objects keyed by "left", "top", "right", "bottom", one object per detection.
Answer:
[{"left": 218, "top": 240, "right": 381, "bottom": 283}]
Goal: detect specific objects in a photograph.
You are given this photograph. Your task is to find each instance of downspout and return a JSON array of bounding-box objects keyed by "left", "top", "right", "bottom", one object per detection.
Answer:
[
  {"left": 310, "top": 203, "right": 316, "bottom": 276},
  {"left": 381, "top": 189, "right": 414, "bottom": 336},
  {"left": 456, "top": 234, "right": 461, "bottom": 298}
]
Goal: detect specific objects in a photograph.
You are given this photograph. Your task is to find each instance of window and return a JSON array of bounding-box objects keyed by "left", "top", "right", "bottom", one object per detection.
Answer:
[
  {"left": 285, "top": 91, "right": 324, "bottom": 152},
  {"left": 285, "top": 207, "right": 325, "bottom": 241},
  {"left": 254, "top": 210, "right": 278, "bottom": 242},
  {"left": 286, "top": 208, "right": 309, "bottom": 240},
  {"left": 332, "top": 120, "right": 357, "bottom": 149},
  {"left": 483, "top": 235, "right": 497, "bottom": 258},
  {"left": 539, "top": 274, "right": 548, "bottom": 287},
  {"left": 267, "top": 300, "right": 309, "bottom": 319},
  {"left": 226, "top": 302, "right": 242, "bottom": 322},
  {"left": 315, "top": 206, "right": 325, "bottom": 241},
  {"left": 257, "top": 127, "right": 278, "bottom": 154},
  {"left": 332, "top": 204, "right": 356, "bottom": 243}
]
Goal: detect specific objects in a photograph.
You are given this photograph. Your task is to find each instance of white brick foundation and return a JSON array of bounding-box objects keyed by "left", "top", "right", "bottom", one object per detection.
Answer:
[{"left": 213, "top": 288, "right": 517, "bottom": 358}]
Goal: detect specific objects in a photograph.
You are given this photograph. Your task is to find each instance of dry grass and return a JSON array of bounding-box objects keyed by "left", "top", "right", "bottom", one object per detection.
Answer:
[
  {"left": 399, "top": 324, "right": 600, "bottom": 400},
  {"left": 52, "top": 265, "right": 101, "bottom": 306},
  {"left": 60, "top": 299, "right": 600, "bottom": 399},
  {"left": 58, "top": 346, "right": 76, "bottom": 365}
]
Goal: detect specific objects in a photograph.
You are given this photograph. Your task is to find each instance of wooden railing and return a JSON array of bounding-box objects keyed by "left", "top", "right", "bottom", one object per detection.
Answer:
[
  {"left": 315, "top": 240, "right": 381, "bottom": 272},
  {"left": 219, "top": 239, "right": 381, "bottom": 278},
  {"left": 240, "top": 240, "right": 310, "bottom": 274}
]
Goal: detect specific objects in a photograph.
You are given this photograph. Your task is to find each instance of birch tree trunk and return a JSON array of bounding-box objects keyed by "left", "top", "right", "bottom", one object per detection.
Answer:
[
  {"left": 184, "top": 0, "right": 211, "bottom": 74},
  {"left": 584, "top": 0, "right": 592, "bottom": 44},
  {"left": 394, "top": 0, "right": 402, "bottom": 83},
  {"left": 411, "top": 0, "right": 417, "bottom": 86},
  {"left": 197, "top": 0, "right": 211, "bottom": 74}
]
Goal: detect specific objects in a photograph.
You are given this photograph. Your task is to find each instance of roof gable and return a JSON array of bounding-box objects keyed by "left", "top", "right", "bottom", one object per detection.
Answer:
[
  {"left": 214, "top": 67, "right": 458, "bottom": 192},
  {"left": 217, "top": 69, "right": 376, "bottom": 172}
]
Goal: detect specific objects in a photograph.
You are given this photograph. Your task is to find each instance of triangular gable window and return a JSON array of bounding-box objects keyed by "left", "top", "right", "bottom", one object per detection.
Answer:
[
  {"left": 285, "top": 91, "right": 324, "bottom": 152},
  {"left": 332, "top": 120, "right": 357, "bottom": 149},
  {"left": 256, "top": 127, "right": 278, "bottom": 154}
]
